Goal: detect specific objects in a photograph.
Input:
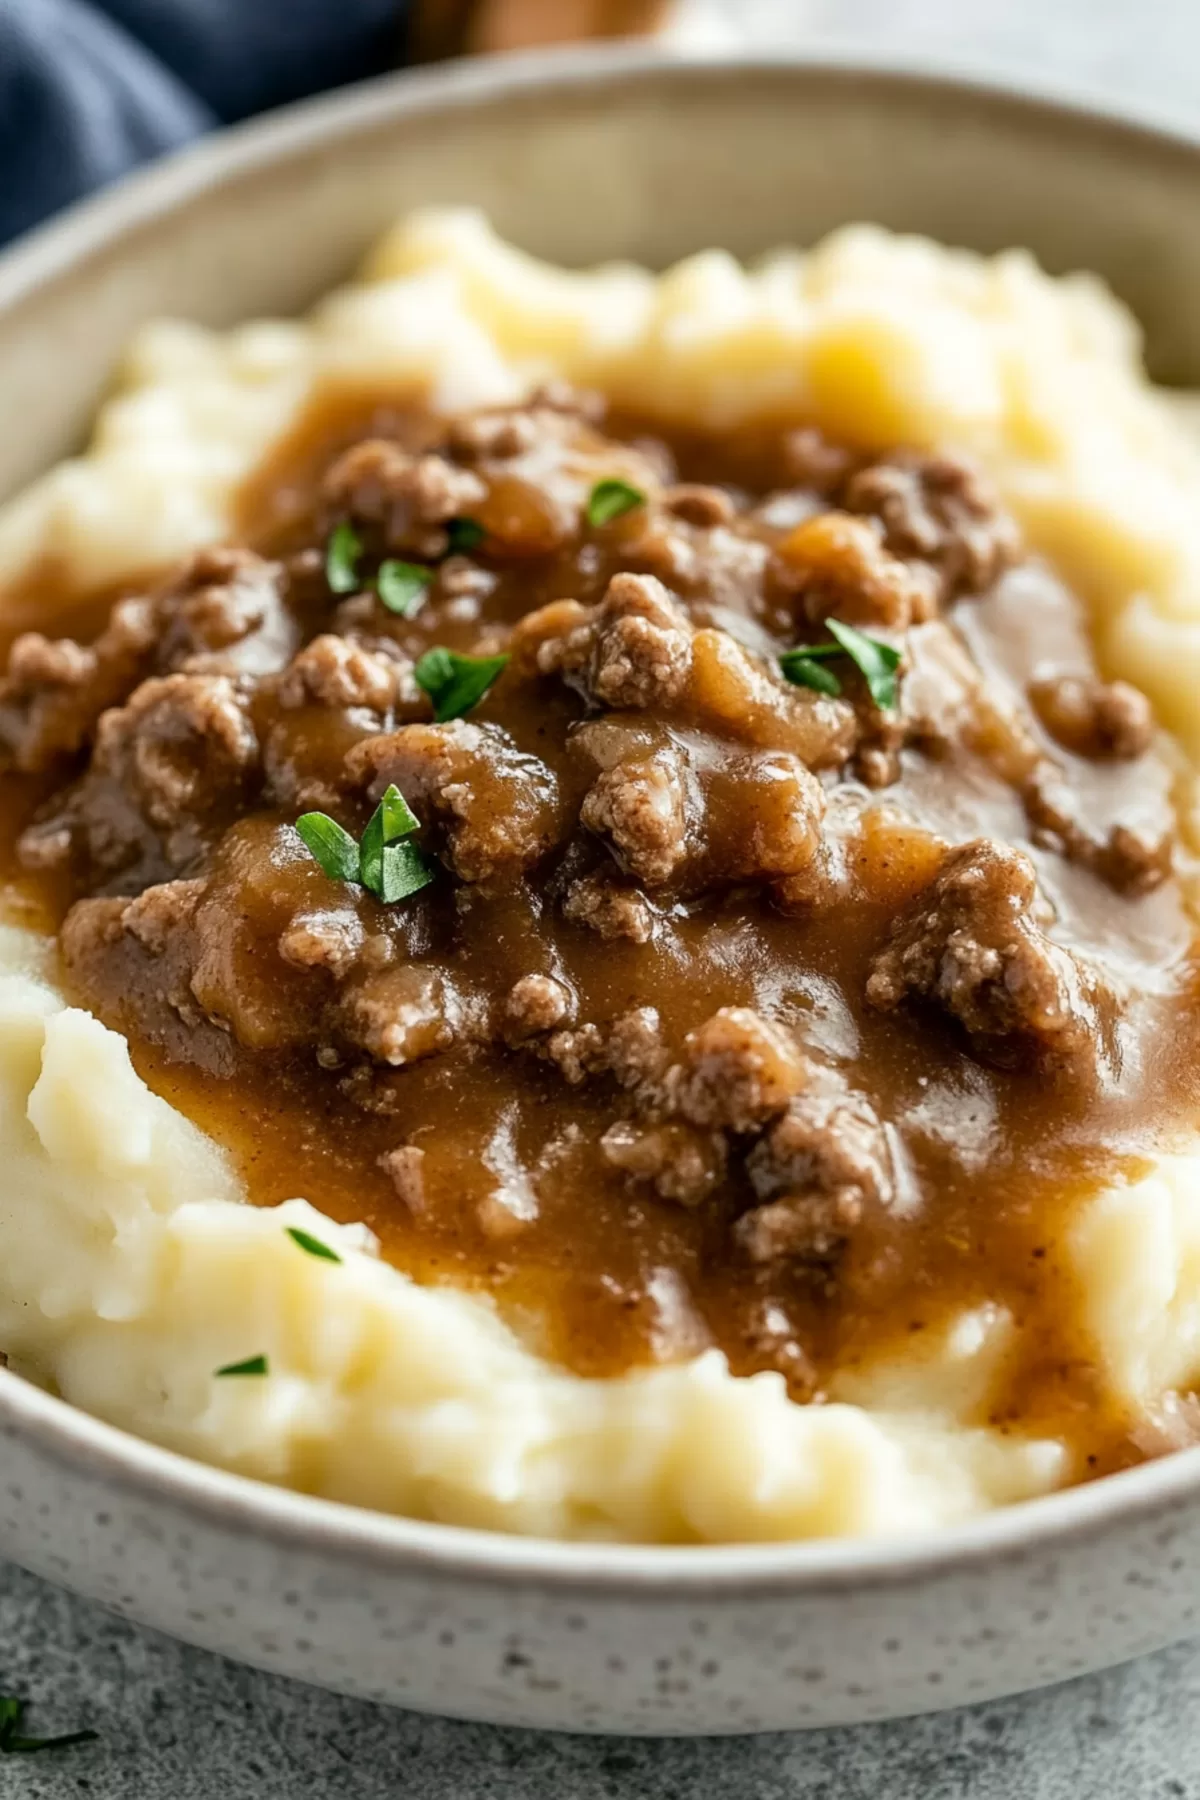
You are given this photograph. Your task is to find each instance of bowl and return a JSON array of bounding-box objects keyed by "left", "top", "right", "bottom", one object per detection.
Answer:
[{"left": 4, "top": 44, "right": 1200, "bottom": 1736}]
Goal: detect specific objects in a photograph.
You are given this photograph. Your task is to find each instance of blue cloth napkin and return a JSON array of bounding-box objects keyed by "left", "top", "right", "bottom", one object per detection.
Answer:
[{"left": 0, "top": 0, "right": 407, "bottom": 247}]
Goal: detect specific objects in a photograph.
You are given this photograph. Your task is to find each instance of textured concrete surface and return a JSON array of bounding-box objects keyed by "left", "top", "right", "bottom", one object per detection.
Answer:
[
  {"left": 7, "top": 2, "right": 1200, "bottom": 1794},
  {"left": 5, "top": 1555, "right": 1200, "bottom": 1797}
]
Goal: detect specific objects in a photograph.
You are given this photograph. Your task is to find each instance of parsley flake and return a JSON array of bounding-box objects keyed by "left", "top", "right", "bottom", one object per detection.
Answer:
[
  {"left": 0, "top": 1695, "right": 97, "bottom": 1756},
  {"left": 414, "top": 646, "right": 509, "bottom": 722},
  {"left": 377, "top": 559, "right": 432, "bottom": 617},
  {"left": 286, "top": 1226, "right": 342, "bottom": 1264},
  {"left": 325, "top": 520, "right": 363, "bottom": 595},
  {"left": 294, "top": 785, "right": 434, "bottom": 904},
  {"left": 826, "top": 617, "right": 902, "bottom": 711},
  {"left": 215, "top": 1354, "right": 269, "bottom": 1378},
  {"left": 446, "top": 516, "right": 486, "bottom": 554},
  {"left": 294, "top": 812, "right": 361, "bottom": 885},
  {"left": 359, "top": 783, "right": 433, "bottom": 903},
  {"left": 779, "top": 618, "right": 902, "bottom": 712},
  {"left": 778, "top": 652, "right": 843, "bottom": 697},
  {"left": 585, "top": 478, "right": 645, "bottom": 527},
  {"left": 377, "top": 840, "right": 435, "bottom": 905}
]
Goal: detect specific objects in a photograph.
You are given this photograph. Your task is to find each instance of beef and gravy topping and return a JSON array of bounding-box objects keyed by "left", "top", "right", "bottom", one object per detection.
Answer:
[{"left": 0, "top": 386, "right": 1195, "bottom": 1467}]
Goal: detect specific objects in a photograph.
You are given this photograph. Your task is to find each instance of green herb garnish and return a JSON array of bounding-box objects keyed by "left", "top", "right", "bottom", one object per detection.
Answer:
[
  {"left": 446, "top": 516, "right": 486, "bottom": 554},
  {"left": 585, "top": 478, "right": 645, "bottom": 527},
  {"left": 358, "top": 783, "right": 431, "bottom": 903},
  {"left": 373, "top": 841, "right": 432, "bottom": 904},
  {"left": 780, "top": 617, "right": 903, "bottom": 712},
  {"left": 376, "top": 559, "right": 433, "bottom": 617},
  {"left": 215, "top": 1354, "right": 269, "bottom": 1378},
  {"left": 0, "top": 1695, "right": 97, "bottom": 1756},
  {"left": 777, "top": 653, "right": 844, "bottom": 698},
  {"left": 414, "top": 646, "right": 509, "bottom": 722},
  {"left": 286, "top": 1226, "right": 342, "bottom": 1264},
  {"left": 294, "top": 812, "right": 362, "bottom": 885},
  {"left": 826, "top": 618, "right": 902, "bottom": 710},
  {"left": 294, "top": 784, "right": 435, "bottom": 903},
  {"left": 325, "top": 520, "right": 363, "bottom": 595}
]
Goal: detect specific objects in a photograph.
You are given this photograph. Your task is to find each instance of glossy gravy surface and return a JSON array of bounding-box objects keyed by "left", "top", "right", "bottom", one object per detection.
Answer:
[{"left": 2, "top": 388, "right": 1198, "bottom": 1478}]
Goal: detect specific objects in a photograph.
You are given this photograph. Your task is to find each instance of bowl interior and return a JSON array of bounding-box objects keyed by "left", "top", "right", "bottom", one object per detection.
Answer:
[
  {"left": 4, "top": 49, "right": 1200, "bottom": 511},
  {"left": 4, "top": 49, "right": 1200, "bottom": 1590}
]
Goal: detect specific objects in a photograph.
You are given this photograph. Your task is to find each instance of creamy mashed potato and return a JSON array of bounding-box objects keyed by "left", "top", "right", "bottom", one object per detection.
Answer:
[{"left": 0, "top": 210, "right": 1197, "bottom": 1541}]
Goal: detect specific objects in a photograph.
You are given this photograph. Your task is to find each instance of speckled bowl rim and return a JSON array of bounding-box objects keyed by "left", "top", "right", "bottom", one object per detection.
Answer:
[{"left": 4, "top": 40, "right": 1200, "bottom": 1594}]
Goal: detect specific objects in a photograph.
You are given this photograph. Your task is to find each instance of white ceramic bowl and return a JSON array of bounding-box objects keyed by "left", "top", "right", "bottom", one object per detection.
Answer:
[{"left": 4, "top": 46, "right": 1200, "bottom": 1736}]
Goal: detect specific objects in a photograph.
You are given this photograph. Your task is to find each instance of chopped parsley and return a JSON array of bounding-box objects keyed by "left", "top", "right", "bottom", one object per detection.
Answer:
[
  {"left": 215, "top": 1353, "right": 269, "bottom": 1378},
  {"left": 294, "top": 783, "right": 435, "bottom": 904},
  {"left": 777, "top": 652, "right": 844, "bottom": 698},
  {"left": 446, "top": 516, "right": 486, "bottom": 554},
  {"left": 325, "top": 520, "right": 363, "bottom": 595},
  {"left": 0, "top": 1695, "right": 97, "bottom": 1756},
  {"left": 780, "top": 617, "right": 902, "bottom": 711},
  {"left": 358, "top": 783, "right": 430, "bottom": 904},
  {"left": 286, "top": 1226, "right": 342, "bottom": 1264},
  {"left": 414, "top": 646, "right": 509, "bottom": 722},
  {"left": 331, "top": 516, "right": 486, "bottom": 612},
  {"left": 585, "top": 478, "right": 645, "bottom": 527},
  {"left": 294, "top": 811, "right": 362, "bottom": 885},
  {"left": 376, "top": 559, "right": 433, "bottom": 617}
]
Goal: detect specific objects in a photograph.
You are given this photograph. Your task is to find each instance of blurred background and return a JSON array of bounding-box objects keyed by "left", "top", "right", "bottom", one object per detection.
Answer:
[
  {"left": 671, "top": 0, "right": 1200, "bottom": 122},
  {"left": 4, "top": 0, "right": 1200, "bottom": 248}
]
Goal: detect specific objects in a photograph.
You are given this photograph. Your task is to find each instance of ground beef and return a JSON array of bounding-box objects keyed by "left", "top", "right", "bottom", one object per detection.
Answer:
[
  {"left": 772, "top": 510, "right": 938, "bottom": 632},
  {"left": 899, "top": 619, "right": 992, "bottom": 752},
  {"left": 671, "top": 1007, "right": 807, "bottom": 1133},
  {"left": 522, "top": 572, "right": 693, "bottom": 710},
  {"left": 503, "top": 973, "right": 575, "bottom": 1041},
  {"left": 735, "top": 1184, "right": 863, "bottom": 1265},
  {"left": 739, "top": 1299, "right": 821, "bottom": 1399},
  {"left": 20, "top": 673, "right": 259, "bottom": 888},
  {"left": 780, "top": 427, "right": 856, "bottom": 494},
  {"left": 278, "top": 906, "right": 366, "bottom": 978},
  {"left": 274, "top": 634, "right": 409, "bottom": 715},
  {"left": 606, "top": 1006, "right": 669, "bottom": 1090},
  {"left": 580, "top": 746, "right": 691, "bottom": 887},
  {"left": 847, "top": 617, "right": 994, "bottom": 790},
  {"left": 542, "top": 1022, "right": 609, "bottom": 1085},
  {"left": 1023, "top": 762, "right": 1173, "bottom": 896},
  {"left": 323, "top": 439, "right": 487, "bottom": 562},
  {"left": 448, "top": 408, "right": 540, "bottom": 461},
  {"left": 728, "top": 1075, "right": 894, "bottom": 1265},
  {"left": 561, "top": 872, "right": 656, "bottom": 943},
  {"left": 337, "top": 965, "right": 461, "bottom": 1067},
  {"left": 661, "top": 483, "right": 736, "bottom": 527},
  {"left": 0, "top": 548, "right": 289, "bottom": 774},
  {"left": 866, "top": 839, "right": 1109, "bottom": 1072},
  {"left": 844, "top": 450, "right": 1020, "bottom": 599},
  {"left": 741, "top": 1078, "right": 893, "bottom": 1258},
  {"left": 599, "top": 1118, "right": 727, "bottom": 1206},
  {"left": 449, "top": 390, "right": 606, "bottom": 466},
  {"left": 61, "top": 880, "right": 209, "bottom": 1038},
  {"left": 1029, "top": 674, "right": 1156, "bottom": 761},
  {"left": 154, "top": 547, "right": 295, "bottom": 678},
  {"left": 380, "top": 1143, "right": 427, "bottom": 1213},
  {"left": 0, "top": 626, "right": 142, "bottom": 772},
  {"left": 347, "top": 720, "right": 563, "bottom": 884},
  {"left": 261, "top": 637, "right": 422, "bottom": 820}
]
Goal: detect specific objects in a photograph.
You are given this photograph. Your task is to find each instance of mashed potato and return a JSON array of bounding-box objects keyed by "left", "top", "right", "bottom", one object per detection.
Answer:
[{"left": 0, "top": 210, "right": 1197, "bottom": 1541}]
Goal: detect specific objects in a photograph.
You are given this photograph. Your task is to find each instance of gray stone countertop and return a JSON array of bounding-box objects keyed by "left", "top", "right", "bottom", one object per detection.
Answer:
[{"left": 9, "top": 2, "right": 1200, "bottom": 1794}]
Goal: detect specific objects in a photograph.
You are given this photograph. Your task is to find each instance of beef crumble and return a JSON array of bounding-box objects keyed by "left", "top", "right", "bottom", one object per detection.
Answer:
[{"left": 1, "top": 388, "right": 1197, "bottom": 1468}]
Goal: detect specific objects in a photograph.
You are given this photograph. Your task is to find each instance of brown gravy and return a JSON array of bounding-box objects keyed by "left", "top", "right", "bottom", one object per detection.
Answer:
[{"left": 2, "top": 386, "right": 1197, "bottom": 1479}]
